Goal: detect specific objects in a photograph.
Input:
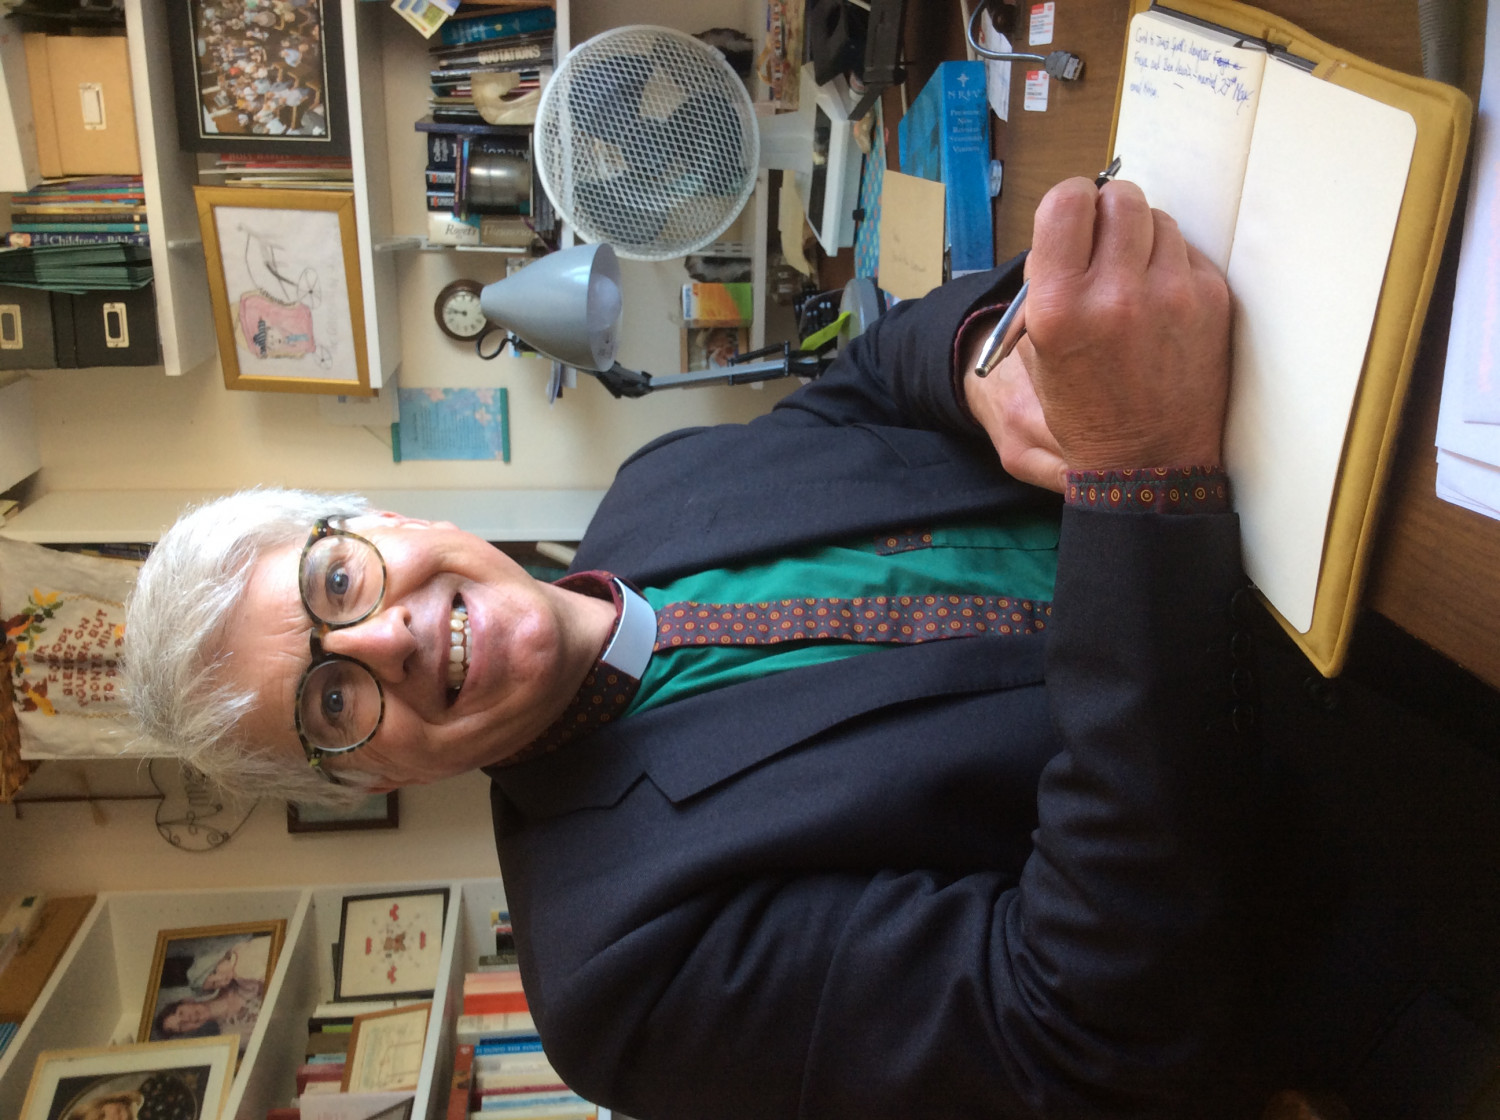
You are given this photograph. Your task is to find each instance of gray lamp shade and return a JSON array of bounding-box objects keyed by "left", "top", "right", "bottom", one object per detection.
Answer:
[{"left": 479, "top": 243, "right": 622, "bottom": 371}]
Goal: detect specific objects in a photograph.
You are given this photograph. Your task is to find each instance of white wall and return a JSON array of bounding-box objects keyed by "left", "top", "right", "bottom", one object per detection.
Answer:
[{"left": 0, "top": 764, "right": 500, "bottom": 897}]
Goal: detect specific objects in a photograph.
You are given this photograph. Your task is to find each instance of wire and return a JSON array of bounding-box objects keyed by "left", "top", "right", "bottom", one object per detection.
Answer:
[{"left": 964, "top": 1, "right": 1084, "bottom": 78}]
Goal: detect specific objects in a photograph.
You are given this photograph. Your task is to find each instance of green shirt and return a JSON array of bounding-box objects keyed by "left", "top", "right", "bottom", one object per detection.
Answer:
[{"left": 631, "top": 513, "right": 1060, "bottom": 715}]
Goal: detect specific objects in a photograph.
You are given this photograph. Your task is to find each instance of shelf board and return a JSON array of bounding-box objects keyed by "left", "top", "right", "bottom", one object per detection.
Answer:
[{"left": 1, "top": 488, "right": 605, "bottom": 543}]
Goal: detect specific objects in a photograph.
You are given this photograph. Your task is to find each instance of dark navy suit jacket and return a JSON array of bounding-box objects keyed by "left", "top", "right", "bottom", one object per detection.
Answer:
[{"left": 488, "top": 263, "right": 1500, "bottom": 1119}]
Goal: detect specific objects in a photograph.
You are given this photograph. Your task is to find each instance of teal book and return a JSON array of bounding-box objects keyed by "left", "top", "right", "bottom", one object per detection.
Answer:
[
  {"left": 897, "top": 60, "right": 994, "bottom": 275},
  {"left": 438, "top": 6, "right": 555, "bottom": 48}
]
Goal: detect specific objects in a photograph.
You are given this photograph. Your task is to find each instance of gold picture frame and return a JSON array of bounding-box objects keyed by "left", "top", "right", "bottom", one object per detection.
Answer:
[
  {"left": 137, "top": 920, "right": 288, "bottom": 1059},
  {"left": 194, "top": 186, "right": 373, "bottom": 396},
  {"left": 19, "top": 1037, "right": 237, "bottom": 1120},
  {"left": 342, "top": 1001, "right": 433, "bottom": 1092}
]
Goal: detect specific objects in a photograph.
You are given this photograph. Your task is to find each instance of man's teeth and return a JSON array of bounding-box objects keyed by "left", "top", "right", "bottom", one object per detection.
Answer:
[{"left": 447, "top": 603, "right": 470, "bottom": 690}]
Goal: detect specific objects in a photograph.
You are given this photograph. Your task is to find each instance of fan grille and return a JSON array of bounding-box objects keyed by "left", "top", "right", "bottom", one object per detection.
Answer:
[{"left": 535, "top": 26, "right": 760, "bottom": 261}]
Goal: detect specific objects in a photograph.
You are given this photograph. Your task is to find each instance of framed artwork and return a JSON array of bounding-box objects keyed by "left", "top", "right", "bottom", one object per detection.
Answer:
[
  {"left": 681, "top": 325, "right": 749, "bottom": 372},
  {"left": 18, "top": 1037, "right": 237, "bottom": 1120},
  {"left": 194, "top": 186, "right": 372, "bottom": 396},
  {"left": 166, "top": 0, "right": 350, "bottom": 154},
  {"left": 137, "top": 920, "right": 288, "bottom": 1058},
  {"left": 287, "top": 791, "right": 399, "bottom": 834},
  {"left": 342, "top": 1002, "right": 433, "bottom": 1092},
  {"left": 335, "top": 889, "right": 449, "bottom": 1002}
]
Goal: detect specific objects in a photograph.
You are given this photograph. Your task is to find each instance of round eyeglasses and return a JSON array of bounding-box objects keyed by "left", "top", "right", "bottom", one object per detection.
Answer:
[{"left": 293, "top": 519, "right": 389, "bottom": 776}]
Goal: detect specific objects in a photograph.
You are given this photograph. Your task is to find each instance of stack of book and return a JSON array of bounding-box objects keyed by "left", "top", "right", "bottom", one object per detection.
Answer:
[
  {"left": 426, "top": 6, "right": 554, "bottom": 126},
  {"left": 451, "top": 917, "right": 595, "bottom": 1119},
  {"left": 198, "top": 153, "right": 355, "bottom": 191},
  {"left": 0, "top": 243, "right": 152, "bottom": 294},
  {"left": 4, "top": 177, "right": 148, "bottom": 247},
  {"left": 295, "top": 1010, "right": 357, "bottom": 1097}
]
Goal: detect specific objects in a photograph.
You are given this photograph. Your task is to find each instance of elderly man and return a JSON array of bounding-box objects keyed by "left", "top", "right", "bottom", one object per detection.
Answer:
[{"left": 124, "top": 179, "right": 1500, "bottom": 1119}]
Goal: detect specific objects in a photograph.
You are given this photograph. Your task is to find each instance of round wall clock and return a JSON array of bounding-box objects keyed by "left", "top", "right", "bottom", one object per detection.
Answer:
[{"left": 434, "top": 278, "right": 489, "bottom": 342}]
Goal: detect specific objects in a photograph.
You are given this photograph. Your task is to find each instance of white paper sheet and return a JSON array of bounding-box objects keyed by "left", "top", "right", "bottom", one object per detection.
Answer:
[
  {"left": 1434, "top": 0, "right": 1500, "bottom": 515},
  {"left": 1223, "top": 62, "right": 1416, "bottom": 631},
  {"left": 1111, "top": 11, "right": 1267, "bottom": 271}
]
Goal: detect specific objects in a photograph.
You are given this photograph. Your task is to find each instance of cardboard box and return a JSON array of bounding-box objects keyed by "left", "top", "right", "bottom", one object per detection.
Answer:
[
  {"left": 26, "top": 34, "right": 140, "bottom": 177},
  {"left": 20, "top": 34, "right": 60, "bottom": 178}
]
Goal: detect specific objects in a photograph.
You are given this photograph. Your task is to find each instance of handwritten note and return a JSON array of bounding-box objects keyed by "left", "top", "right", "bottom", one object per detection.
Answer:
[
  {"left": 1112, "top": 12, "right": 1267, "bottom": 270},
  {"left": 877, "top": 170, "right": 946, "bottom": 300}
]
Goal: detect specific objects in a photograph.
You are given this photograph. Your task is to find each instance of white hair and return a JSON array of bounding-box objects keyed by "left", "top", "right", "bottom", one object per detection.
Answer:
[{"left": 124, "top": 488, "right": 382, "bottom": 807}]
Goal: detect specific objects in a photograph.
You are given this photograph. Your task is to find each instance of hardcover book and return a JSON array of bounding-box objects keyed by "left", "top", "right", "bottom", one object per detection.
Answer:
[{"left": 897, "top": 61, "right": 994, "bottom": 276}]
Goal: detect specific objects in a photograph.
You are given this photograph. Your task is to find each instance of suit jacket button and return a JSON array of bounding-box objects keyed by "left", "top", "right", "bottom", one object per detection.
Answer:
[
  {"left": 1231, "top": 667, "right": 1255, "bottom": 698},
  {"left": 1230, "top": 630, "right": 1253, "bottom": 659},
  {"left": 1229, "top": 586, "right": 1257, "bottom": 623},
  {"left": 1303, "top": 676, "right": 1341, "bottom": 712},
  {"left": 1232, "top": 703, "right": 1257, "bottom": 733}
]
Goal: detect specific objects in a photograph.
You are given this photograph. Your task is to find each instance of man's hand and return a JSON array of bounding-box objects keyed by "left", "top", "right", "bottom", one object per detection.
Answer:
[
  {"left": 962, "top": 333, "right": 1069, "bottom": 492},
  {"left": 984, "top": 177, "right": 1232, "bottom": 474}
]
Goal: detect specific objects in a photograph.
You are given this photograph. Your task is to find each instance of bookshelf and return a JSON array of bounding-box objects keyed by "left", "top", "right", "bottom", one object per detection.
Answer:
[{"left": 0, "top": 879, "right": 517, "bottom": 1120}]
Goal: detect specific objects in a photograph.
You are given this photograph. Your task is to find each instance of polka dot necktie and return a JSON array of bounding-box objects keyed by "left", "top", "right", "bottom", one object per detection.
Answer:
[{"left": 509, "top": 577, "right": 1052, "bottom": 764}]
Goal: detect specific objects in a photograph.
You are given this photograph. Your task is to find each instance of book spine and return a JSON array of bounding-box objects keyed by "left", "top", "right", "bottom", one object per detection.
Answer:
[
  {"left": 11, "top": 211, "right": 149, "bottom": 223},
  {"left": 937, "top": 62, "right": 993, "bottom": 273},
  {"left": 463, "top": 990, "right": 529, "bottom": 1015},
  {"left": 473, "top": 1036, "right": 544, "bottom": 1055},
  {"left": 438, "top": 7, "right": 556, "bottom": 48},
  {"left": 455, "top": 1010, "right": 536, "bottom": 1043},
  {"left": 13, "top": 222, "right": 149, "bottom": 233},
  {"left": 447, "top": 1043, "right": 475, "bottom": 1120},
  {"left": 3, "top": 231, "right": 150, "bottom": 246}
]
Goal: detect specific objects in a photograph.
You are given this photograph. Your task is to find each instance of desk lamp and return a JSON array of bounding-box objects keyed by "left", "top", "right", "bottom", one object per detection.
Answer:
[{"left": 478, "top": 243, "right": 834, "bottom": 399}]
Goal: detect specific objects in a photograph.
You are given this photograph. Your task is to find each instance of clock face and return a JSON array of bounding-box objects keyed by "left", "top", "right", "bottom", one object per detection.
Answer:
[{"left": 436, "top": 281, "right": 488, "bottom": 341}]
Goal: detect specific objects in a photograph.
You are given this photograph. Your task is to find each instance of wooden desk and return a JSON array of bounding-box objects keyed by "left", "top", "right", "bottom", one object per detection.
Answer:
[{"left": 895, "top": 0, "right": 1500, "bottom": 688}]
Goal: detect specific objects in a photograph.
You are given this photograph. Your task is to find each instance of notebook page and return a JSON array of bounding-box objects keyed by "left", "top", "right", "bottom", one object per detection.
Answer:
[
  {"left": 1223, "top": 60, "right": 1415, "bottom": 631},
  {"left": 1112, "top": 10, "right": 1267, "bottom": 271}
]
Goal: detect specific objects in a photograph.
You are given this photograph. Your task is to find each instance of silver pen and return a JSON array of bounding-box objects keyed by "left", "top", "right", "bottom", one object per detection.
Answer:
[{"left": 973, "top": 156, "right": 1123, "bottom": 377}]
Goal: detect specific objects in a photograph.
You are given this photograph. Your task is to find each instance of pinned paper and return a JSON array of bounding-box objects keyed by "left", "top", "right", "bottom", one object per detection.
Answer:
[
  {"left": 877, "top": 170, "right": 945, "bottom": 300},
  {"left": 980, "top": 14, "right": 1013, "bottom": 121},
  {"left": 1024, "top": 69, "right": 1050, "bottom": 112},
  {"left": 1029, "top": 2, "right": 1055, "bottom": 45}
]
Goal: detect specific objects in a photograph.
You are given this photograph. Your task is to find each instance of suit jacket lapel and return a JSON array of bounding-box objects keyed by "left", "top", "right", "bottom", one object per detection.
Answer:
[{"left": 491, "top": 632, "right": 1047, "bottom": 818}]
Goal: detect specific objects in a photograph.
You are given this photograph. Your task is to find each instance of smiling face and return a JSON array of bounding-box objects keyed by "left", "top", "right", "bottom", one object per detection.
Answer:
[
  {"left": 164, "top": 1000, "right": 213, "bottom": 1032},
  {"left": 218, "top": 514, "right": 614, "bottom": 789}
]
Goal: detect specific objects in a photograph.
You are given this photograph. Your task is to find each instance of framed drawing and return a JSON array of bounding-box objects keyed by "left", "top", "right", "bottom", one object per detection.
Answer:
[
  {"left": 287, "top": 790, "right": 400, "bottom": 834},
  {"left": 342, "top": 1002, "right": 433, "bottom": 1092},
  {"left": 166, "top": 0, "right": 350, "bottom": 155},
  {"left": 19, "top": 1037, "right": 237, "bottom": 1120},
  {"left": 335, "top": 888, "right": 449, "bottom": 1002},
  {"left": 138, "top": 920, "right": 288, "bottom": 1058},
  {"left": 195, "top": 186, "right": 372, "bottom": 396}
]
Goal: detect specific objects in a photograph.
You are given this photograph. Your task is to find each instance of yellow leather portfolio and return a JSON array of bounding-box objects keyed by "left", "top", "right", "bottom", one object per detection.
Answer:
[{"left": 1108, "top": 0, "right": 1471, "bottom": 676}]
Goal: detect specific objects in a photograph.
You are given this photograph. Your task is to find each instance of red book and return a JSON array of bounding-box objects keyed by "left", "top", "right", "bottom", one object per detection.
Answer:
[
  {"left": 463, "top": 989, "right": 530, "bottom": 1015},
  {"left": 448, "top": 1043, "right": 475, "bottom": 1120}
]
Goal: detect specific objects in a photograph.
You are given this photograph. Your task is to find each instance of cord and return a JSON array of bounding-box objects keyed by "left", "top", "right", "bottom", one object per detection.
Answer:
[{"left": 964, "top": 1, "right": 1084, "bottom": 79}]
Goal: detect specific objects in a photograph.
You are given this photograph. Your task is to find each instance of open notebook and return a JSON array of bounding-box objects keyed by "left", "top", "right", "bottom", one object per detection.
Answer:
[{"left": 1107, "top": 1, "right": 1470, "bottom": 674}]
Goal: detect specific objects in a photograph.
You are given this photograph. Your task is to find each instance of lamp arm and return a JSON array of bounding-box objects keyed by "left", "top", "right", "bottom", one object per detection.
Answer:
[{"left": 587, "top": 344, "right": 832, "bottom": 397}]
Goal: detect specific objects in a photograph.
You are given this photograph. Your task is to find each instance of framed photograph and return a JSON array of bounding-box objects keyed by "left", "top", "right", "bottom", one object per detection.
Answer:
[
  {"left": 335, "top": 889, "right": 449, "bottom": 1002},
  {"left": 287, "top": 791, "right": 399, "bottom": 834},
  {"left": 681, "top": 325, "right": 750, "bottom": 372},
  {"left": 137, "top": 920, "right": 288, "bottom": 1058},
  {"left": 342, "top": 1002, "right": 433, "bottom": 1092},
  {"left": 18, "top": 1037, "right": 237, "bottom": 1120},
  {"left": 166, "top": 0, "right": 350, "bottom": 154},
  {"left": 195, "top": 186, "right": 372, "bottom": 396}
]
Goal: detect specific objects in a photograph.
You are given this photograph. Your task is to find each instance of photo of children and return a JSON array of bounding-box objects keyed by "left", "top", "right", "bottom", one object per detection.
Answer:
[{"left": 186, "top": 0, "right": 331, "bottom": 141}]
